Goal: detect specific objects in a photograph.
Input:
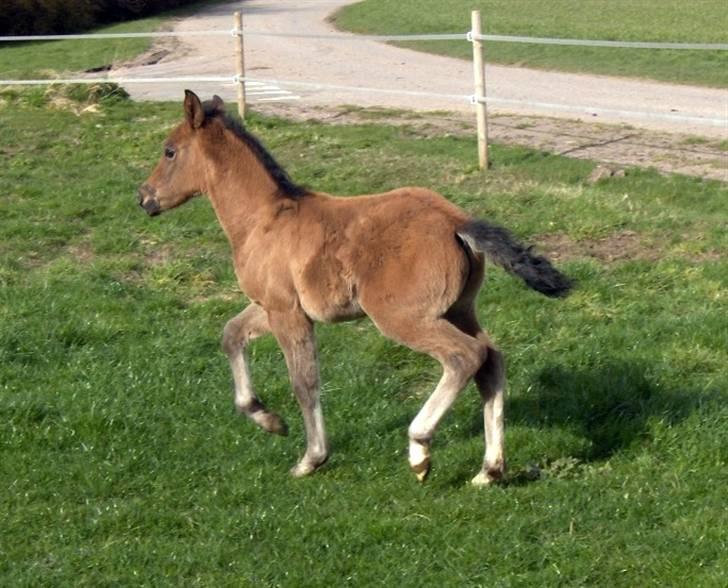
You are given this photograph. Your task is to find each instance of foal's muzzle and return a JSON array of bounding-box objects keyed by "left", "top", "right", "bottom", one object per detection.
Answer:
[{"left": 138, "top": 184, "right": 161, "bottom": 216}]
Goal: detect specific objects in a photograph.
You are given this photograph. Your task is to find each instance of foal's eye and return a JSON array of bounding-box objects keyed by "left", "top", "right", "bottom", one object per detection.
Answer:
[{"left": 164, "top": 146, "right": 176, "bottom": 160}]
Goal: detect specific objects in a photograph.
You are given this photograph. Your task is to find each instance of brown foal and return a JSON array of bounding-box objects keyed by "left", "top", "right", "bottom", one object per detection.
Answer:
[{"left": 138, "top": 91, "right": 571, "bottom": 485}]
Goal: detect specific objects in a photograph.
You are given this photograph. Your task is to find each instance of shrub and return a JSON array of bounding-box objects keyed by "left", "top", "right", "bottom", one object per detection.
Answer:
[
  {"left": 0, "top": 82, "right": 129, "bottom": 108},
  {"left": 0, "top": 0, "right": 200, "bottom": 36},
  {"left": 49, "top": 82, "right": 130, "bottom": 103}
]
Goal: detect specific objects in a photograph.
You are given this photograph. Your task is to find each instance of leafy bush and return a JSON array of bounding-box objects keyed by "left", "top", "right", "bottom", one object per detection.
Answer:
[
  {"left": 0, "top": 0, "right": 199, "bottom": 35},
  {"left": 0, "top": 82, "right": 129, "bottom": 108},
  {"left": 1, "top": 0, "right": 96, "bottom": 36},
  {"left": 47, "top": 81, "right": 130, "bottom": 103}
]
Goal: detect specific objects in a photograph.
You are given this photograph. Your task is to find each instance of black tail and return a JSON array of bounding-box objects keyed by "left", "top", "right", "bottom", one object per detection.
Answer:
[{"left": 457, "top": 220, "right": 572, "bottom": 298}]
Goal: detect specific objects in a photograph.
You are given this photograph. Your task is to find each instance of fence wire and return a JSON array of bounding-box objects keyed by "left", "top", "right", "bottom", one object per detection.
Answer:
[
  {"left": 479, "top": 97, "right": 727, "bottom": 127},
  {"left": 1, "top": 74, "right": 724, "bottom": 127},
  {"left": 473, "top": 34, "right": 728, "bottom": 51},
  {"left": 0, "top": 26, "right": 725, "bottom": 128},
  {"left": 2, "top": 30, "right": 726, "bottom": 50}
]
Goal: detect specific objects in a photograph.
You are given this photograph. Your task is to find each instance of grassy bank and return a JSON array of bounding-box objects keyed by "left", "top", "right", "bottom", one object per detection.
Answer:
[
  {"left": 1, "top": 93, "right": 727, "bottom": 585},
  {"left": 0, "top": 19, "right": 163, "bottom": 81},
  {"left": 334, "top": 0, "right": 728, "bottom": 87},
  {"left": 0, "top": 0, "right": 225, "bottom": 80}
]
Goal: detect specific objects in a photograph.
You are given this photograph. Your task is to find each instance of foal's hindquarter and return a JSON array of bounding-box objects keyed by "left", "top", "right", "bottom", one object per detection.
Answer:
[{"left": 140, "top": 94, "right": 567, "bottom": 485}]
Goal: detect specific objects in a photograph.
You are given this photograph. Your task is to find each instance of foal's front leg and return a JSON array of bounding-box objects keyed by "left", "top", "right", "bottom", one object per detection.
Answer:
[
  {"left": 222, "top": 304, "right": 288, "bottom": 435},
  {"left": 268, "top": 310, "right": 328, "bottom": 477}
]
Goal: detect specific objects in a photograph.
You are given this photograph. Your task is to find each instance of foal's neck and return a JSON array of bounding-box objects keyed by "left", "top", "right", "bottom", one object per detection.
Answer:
[{"left": 202, "top": 129, "right": 282, "bottom": 247}]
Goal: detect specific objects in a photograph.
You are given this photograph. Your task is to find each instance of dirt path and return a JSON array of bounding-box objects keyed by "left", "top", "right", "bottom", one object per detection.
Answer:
[{"left": 111, "top": 0, "right": 728, "bottom": 181}]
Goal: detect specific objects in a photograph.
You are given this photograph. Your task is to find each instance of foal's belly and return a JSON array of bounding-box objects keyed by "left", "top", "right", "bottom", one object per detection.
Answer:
[
  {"left": 297, "top": 278, "right": 365, "bottom": 323},
  {"left": 300, "top": 296, "right": 365, "bottom": 323}
]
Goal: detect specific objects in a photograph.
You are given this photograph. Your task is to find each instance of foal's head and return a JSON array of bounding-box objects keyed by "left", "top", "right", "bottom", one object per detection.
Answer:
[
  {"left": 138, "top": 90, "right": 223, "bottom": 216},
  {"left": 139, "top": 90, "right": 308, "bottom": 216}
]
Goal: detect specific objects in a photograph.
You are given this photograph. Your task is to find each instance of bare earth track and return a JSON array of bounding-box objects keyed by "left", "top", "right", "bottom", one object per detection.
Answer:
[{"left": 111, "top": 0, "right": 728, "bottom": 181}]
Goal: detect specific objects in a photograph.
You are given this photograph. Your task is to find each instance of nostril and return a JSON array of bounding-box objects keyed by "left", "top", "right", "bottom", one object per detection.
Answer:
[
  {"left": 144, "top": 199, "right": 161, "bottom": 216},
  {"left": 138, "top": 184, "right": 158, "bottom": 208}
]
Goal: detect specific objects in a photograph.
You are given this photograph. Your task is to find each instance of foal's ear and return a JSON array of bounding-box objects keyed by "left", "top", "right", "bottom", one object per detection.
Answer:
[
  {"left": 183, "top": 90, "right": 205, "bottom": 129},
  {"left": 209, "top": 95, "right": 225, "bottom": 113}
]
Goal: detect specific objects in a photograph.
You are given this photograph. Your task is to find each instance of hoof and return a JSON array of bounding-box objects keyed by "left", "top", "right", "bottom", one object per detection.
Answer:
[
  {"left": 236, "top": 403, "right": 289, "bottom": 436},
  {"left": 289, "top": 462, "right": 315, "bottom": 478},
  {"left": 470, "top": 472, "right": 494, "bottom": 487},
  {"left": 409, "top": 440, "right": 431, "bottom": 483},
  {"left": 259, "top": 412, "right": 288, "bottom": 436},
  {"left": 471, "top": 467, "right": 504, "bottom": 487},
  {"left": 289, "top": 454, "right": 328, "bottom": 478},
  {"left": 411, "top": 459, "right": 431, "bottom": 483}
]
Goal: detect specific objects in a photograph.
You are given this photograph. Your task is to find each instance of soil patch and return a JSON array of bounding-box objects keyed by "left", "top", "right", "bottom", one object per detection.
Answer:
[
  {"left": 257, "top": 102, "right": 727, "bottom": 182},
  {"left": 537, "top": 231, "right": 654, "bottom": 264},
  {"left": 535, "top": 231, "right": 720, "bottom": 264},
  {"left": 66, "top": 242, "right": 96, "bottom": 265}
]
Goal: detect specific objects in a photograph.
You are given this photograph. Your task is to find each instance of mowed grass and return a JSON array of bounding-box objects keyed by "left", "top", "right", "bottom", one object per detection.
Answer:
[
  {"left": 0, "top": 0, "right": 226, "bottom": 80},
  {"left": 334, "top": 0, "right": 728, "bottom": 87},
  {"left": 1, "top": 92, "right": 727, "bottom": 586},
  {"left": 0, "top": 19, "right": 162, "bottom": 80}
]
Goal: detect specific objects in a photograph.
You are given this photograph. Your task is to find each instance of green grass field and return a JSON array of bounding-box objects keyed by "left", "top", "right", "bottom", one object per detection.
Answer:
[
  {"left": 1, "top": 90, "right": 726, "bottom": 585},
  {"left": 0, "top": 0, "right": 226, "bottom": 81},
  {"left": 0, "top": 19, "right": 162, "bottom": 80},
  {"left": 334, "top": 0, "right": 728, "bottom": 87}
]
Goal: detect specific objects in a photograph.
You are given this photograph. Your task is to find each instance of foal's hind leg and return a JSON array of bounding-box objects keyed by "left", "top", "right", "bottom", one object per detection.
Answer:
[
  {"left": 447, "top": 310, "right": 506, "bottom": 486},
  {"left": 222, "top": 304, "right": 288, "bottom": 435},
  {"left": 471, "top": 348, "right": 506, "bottom": 486},
  {"left": 376, "top": 317, "right": 488, "bottom": 482}
]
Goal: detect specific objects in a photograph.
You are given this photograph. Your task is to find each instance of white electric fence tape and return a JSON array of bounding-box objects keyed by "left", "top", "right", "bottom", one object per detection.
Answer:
[
  {"left": 474, "top": 34, "right": 728, "bottom": 51},
  {"left": 239, "top": 31, "right": 468, "bottom": 42},
  {"left": 1, "top": 76, "right": 724, "bottom": 126},
  {"left": 0, "top": 30, "right": 234, "bottom": 41},
  {"left": 478, "top": 97, "right": 727, "bottom": 127},
  {"left": 1, "top": 28, "right": 725, "bottom": 125},
  {"left": 0, "top": 76, "right": 236, "bottom": 84},
  {"left": 3, "top": 31, "right": 725, "bottom": 50}
]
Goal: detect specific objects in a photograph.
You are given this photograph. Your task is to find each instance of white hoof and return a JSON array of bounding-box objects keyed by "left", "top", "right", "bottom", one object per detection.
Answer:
[
  {"left": 289, "top": 453, "right": 328, "bottom": 478},
  {"left": 471, "top": 471, "right": 496, "bottom": 487},
  {"left": 409, "top": 440, "right": 431, "bottom": 483}
]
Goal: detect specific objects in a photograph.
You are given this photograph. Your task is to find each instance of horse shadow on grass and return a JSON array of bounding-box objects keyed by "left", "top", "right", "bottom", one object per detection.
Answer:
[
  {"left": 327, "top": 359, "right": 707, "bottom": 488},
  {"left": 439, "top": 360, "right": 705, "bottom": 488}
]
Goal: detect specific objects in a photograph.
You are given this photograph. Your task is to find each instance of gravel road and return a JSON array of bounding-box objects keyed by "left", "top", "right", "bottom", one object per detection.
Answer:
[
  {"left": 109, "top": 0, "right": 727, "bottom": 179},
  {"left": 113, "top": 0, "right": 727, "bottom": 135}
]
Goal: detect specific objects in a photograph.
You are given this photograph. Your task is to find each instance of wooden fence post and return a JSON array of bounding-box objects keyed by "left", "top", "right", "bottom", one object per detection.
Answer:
[
  {"left": 234, "top": 11, "right": 246, "bottom": 119},
  {"left": 471, "top": 10, "right": 489, "bottom": 169}
]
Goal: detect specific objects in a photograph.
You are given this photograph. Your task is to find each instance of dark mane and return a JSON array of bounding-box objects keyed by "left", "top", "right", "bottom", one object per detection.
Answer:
[{"left": 204, "top": 102, "right": 309, "bottom": 199}]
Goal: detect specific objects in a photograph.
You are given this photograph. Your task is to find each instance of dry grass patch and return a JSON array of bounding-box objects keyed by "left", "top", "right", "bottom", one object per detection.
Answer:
[{"left": 537, "top": 230, "right": 722, "bottom": 264}]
